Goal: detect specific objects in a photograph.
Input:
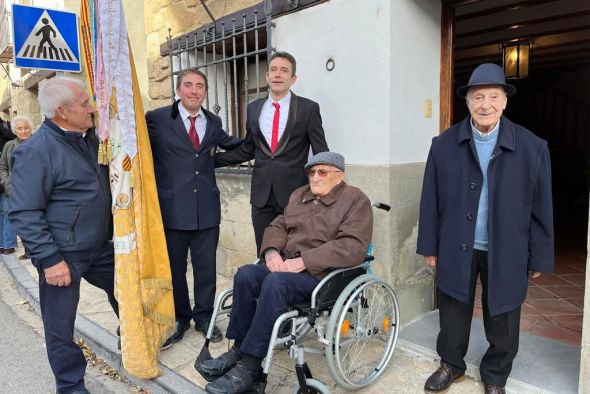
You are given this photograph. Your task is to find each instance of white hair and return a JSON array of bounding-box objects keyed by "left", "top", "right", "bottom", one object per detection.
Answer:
[
  {"left": 10, "top": 115, "right": 33, "bottom": 129},
  {"left": 38, "top": 76, "right": 86, "bottom": 119}
]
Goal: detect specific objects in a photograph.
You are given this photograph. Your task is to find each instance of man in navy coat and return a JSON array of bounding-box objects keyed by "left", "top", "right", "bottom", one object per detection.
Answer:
[
  {"left": 146, "top": 69, "right": 241, "bottom": 349},
  {"left": 417, "top": 64, "right": 554, "bottom": 394}
]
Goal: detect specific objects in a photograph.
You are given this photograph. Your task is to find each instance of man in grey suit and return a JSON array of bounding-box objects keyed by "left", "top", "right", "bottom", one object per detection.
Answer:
[{"left": 215, "top": 52, "right": 329, "bottom": 253}]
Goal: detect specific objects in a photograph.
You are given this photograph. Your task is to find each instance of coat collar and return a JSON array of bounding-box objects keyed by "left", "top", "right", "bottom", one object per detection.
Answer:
[
  {"left": 457, "top": 115, "right": 515, "bottom": 152},
  {"left": 301, "top": 181, "right": 347, "bottom": 206},
  {"left": 169, "top": 100, "right": 214, "bottom": 152},
  {"left": 252, "top": 91, "right": 299, "bottom": 157}
]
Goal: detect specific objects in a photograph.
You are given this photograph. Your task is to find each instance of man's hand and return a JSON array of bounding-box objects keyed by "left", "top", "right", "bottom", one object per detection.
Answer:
[
  {"left": 424, "top": 255, "right": 437, "bottom": 268},
  {"left": 265, "top": 249, "right": 285, "bottom": 273},
  {"left": 529, "top": 271, "right": 542, "bottom": 279},
  {"left": 44, "top": 261, "right": 71, "bottom": 287},
  {"left": 283, "top": 257, "right": 306, "bottom": 273}
]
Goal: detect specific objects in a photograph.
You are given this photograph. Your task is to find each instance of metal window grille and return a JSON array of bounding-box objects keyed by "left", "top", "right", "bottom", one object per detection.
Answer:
[{"left": 166, "top": 5, "right": 274, "bottom": 140}]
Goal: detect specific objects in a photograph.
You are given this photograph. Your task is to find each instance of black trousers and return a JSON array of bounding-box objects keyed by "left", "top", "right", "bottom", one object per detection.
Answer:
[
  {"left": 226, "top": 264, "right": 320, "bottom": 358},
  {"left": 165, "top": 227, "right": 219, "bottom": 324},
  {"left": 251, "top": 189, "right": 283, "bottom": 255},
  {"left": 37, "top": 242, "right": 119, "bottom": 394},
  {"left": 437, "top": 249, "right": 520, "bottom": 387}
]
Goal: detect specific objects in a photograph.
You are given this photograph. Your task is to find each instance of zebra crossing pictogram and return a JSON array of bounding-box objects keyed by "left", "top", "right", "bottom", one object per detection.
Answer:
[
  {"left": 13, "top": 4, "right": 80, "bottom": 72},
  {"left": 16, "top": 10, "right": 77, "bottom": 62}
]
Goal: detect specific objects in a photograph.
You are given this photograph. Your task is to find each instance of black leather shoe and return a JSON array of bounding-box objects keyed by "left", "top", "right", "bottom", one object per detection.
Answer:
[
  {"left": 424, "top": 362, "right": 465, "bottom": 393},
  {"left": 205, "top": 361, "right": 260, "bottom": 394},
  {"left": 197, "top": 347, "right": 242, "bottom": 381},
  {"left": 484, "top": 384, "right": 506, "bottom": 394},
  {"left": 161, "top": 320, "right": 190, "bottom": 350},
  {"left": 3, "top": 248, "right": 14, "bottom": 254},
  {"left": 195, "top": 319, "right": 223, "bottom": 343}
]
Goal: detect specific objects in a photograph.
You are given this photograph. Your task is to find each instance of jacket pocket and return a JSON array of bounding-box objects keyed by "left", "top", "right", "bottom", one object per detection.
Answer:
[
  {"left": 157, "top": 189, "right": 174, "bottom": 199},
  {"left": 65, "top": 207, "right": 81, "bottom": 244}
]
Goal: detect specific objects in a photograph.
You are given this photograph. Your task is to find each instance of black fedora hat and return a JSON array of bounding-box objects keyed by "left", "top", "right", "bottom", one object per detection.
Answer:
[{"left": 457, "top": 63, "right": 517, "bottom": 98}]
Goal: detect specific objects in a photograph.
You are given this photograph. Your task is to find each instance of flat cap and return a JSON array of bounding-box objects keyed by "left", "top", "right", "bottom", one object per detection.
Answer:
[{"left": 304, "top": 151, "right": 345, "bottom": 172}]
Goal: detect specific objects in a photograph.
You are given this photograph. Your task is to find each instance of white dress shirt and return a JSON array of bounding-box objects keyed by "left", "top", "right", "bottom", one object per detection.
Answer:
[
  {"left": 178, "top": 102, "right": 207, "bottom": 143},
  {"left": 259, "top": 91, "right": 291, "bottom": 148}
]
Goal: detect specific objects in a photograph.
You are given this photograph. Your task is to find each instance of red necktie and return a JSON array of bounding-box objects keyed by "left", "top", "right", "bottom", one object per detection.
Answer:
[
  {"left": 271, "top": 102, "right": 280, "bottom": 153},
  {"left": 188, "top": 115, "right": 201, "bottom": 151}
]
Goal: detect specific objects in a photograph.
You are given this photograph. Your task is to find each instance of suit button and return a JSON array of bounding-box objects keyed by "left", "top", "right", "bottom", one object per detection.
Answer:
[
  {"left": 195, "top": 154, "right": 199, "bottom": 158},
  {"left": 313, "top": 200, "right": 318, "bottom": 205},
  {"left": 461, "top": 244, "right": 468, "bottom": 251},
  {"left": 469, "top": 182, "right": 477, "bottom": 190},
  {"left": 195, "top": 171, "right": 199, "bottom": 175},
  {"left": 466, "top": 213, "right": 473, "bottom": 220},
  {"left": 193, "top": 189, "right": 197, "bottom": 193}
]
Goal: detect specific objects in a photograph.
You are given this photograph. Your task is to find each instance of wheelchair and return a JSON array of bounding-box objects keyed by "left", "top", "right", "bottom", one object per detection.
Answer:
[{"left": 195, "top": 202, "right": 400, "bottom": 393}]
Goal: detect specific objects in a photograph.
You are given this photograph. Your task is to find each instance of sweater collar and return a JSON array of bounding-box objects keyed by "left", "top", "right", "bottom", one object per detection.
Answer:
[{"left": 457, "top": 115, "right": 516, "bottom": 151}]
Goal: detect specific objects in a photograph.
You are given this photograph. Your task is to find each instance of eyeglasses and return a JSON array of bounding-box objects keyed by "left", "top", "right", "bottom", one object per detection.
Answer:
[{"left": 306, "top": 169, "right": 341, "bottom": 177}]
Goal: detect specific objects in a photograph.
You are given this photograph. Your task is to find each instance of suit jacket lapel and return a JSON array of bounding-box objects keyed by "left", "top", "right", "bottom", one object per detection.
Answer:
[
  {"left": 252, "top": 98, "right": 273, "bottom": 157},
  {"left": 199, "top": 109, "right": 215, "bottom": 151},
  {"left": 169, "top": 105, "right": 193, "bottom": 148},
  {"left": 273, "top": 92, "right": 298, "bottom": 156}
]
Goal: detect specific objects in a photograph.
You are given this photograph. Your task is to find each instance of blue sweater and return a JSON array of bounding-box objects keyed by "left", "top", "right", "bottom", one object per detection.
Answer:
[{"left": 472, "top": 121, "right": 499, "bottom": 251}]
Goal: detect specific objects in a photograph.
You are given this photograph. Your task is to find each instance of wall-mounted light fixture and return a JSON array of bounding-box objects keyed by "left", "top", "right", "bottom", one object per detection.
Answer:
[{"left": 502, "top": 40, "right": 531, "bottom": 79}]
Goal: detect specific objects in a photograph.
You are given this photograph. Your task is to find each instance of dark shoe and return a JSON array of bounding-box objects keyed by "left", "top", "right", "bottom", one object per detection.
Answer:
[
  {"left": 58, "top": 387, "right": 90, "bottom": 394},
  {"left": 0, "top": 248, "right": 4, "bottom": 254},
  {"left": 197, "top": 347, "right": 242, "bottom": 381},
  {"left": 19, "top": 254, "right": 29, "bottom": 260},
  {"left": 195, "top": 319, "right": 224, "bottom": 343},
  {"left": 3, "top": 248, "right": 14, "bottom": 254},
  {"left": 484, "top": 384, "right": 506, "bottom": 394},
  {"left": 424, "top": 362, "right": 465, "bottom": 393},
  {"left": 205, "top": 361, "right": 260, "bottom": 394},
  {"left": 161, "top": 320, "right": 190, "bottom": 350}
]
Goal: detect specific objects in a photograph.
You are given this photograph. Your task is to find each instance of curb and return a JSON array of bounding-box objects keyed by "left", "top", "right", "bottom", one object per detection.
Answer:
[{"left": 1, "top": 254, "right": 204, "bottom": 394}]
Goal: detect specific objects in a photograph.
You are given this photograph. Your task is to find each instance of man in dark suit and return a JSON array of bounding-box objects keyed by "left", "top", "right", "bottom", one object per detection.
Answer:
[
  {"left": 146, "top": 69, "right": 241, "bottom": 349},
  {"left": 215, "top": 52, "right": 329, "bottom": 253}
]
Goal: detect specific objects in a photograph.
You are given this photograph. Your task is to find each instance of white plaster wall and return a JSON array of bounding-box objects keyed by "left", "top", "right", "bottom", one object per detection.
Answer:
[
  {"left": 390, "top": 0, "right": 441, "bottom": 164},
  {"left": 273, "top": 0, "right": 391, "bottom": 165}
]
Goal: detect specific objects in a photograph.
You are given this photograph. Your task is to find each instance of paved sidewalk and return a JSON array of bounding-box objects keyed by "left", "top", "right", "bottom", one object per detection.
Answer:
[{"left": 1, "top": 245, "right": 517, "bottom": 394}]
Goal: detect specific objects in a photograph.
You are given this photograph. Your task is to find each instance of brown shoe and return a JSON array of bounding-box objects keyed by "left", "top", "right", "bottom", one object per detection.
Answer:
[
  {"left": 484, "top": 384, "right": 506, "bottom": 394},
  {"left": 424, "top": 362, "right": 465, "bottom": 393},
  {"left": 3, "top": 248, "right": 15, "bottom": 254}
]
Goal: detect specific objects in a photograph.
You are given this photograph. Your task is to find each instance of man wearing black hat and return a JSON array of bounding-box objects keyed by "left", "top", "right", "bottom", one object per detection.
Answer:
[{"left": 417, "top": 63, "right": 554, "bottom": 394}]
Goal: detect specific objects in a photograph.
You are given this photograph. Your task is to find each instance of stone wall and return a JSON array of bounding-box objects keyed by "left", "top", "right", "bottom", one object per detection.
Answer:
[{"left": 144, "top": 0, "right": 260, "bottom": 110}]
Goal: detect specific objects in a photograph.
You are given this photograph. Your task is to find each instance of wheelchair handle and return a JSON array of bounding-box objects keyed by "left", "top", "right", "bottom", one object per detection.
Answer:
[{"left": 371, "top": 201, "right": 391, "bottom": 211}]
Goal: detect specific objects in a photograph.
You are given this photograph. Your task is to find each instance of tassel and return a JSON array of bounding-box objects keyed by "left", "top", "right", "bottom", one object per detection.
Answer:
[
  {"left": 98, "top": 142, "right": 105, "bottom": 165},
  {"left": 106, "top": 139, "right": 113, "bottom": 161}
]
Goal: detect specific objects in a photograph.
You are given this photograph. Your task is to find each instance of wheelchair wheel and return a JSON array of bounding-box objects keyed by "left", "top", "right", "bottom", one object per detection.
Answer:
[
  {"left": 292, "top": 378, "right": 329, "bottom": 394},
  {"left": 325, "top": 274, "right": 399, "bottom": 390}
]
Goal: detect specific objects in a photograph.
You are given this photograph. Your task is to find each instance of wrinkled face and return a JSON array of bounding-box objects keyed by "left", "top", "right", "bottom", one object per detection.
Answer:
[
  {"left": 58, "top": 85, "right": 94, "bottom": 131},
  {"left": 266, "top": 57, "right": 297, "bottom": 100},
  {"left": 466, "top": 86, "right": 508, "bottom": 133},
  {"left": 307, "top": 164, "right": 344, "bottom": 197},
  {"left": 13, "top": 121, "right": 32, "bottom": 141},
  {"left": 176, "top": 73, "right": 207, "bottom": 114}
]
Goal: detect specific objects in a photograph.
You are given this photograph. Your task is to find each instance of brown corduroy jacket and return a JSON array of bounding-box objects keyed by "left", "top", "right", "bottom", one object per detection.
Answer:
[{"left": 260, "top": 181, "right": 373, "bottom": 278}]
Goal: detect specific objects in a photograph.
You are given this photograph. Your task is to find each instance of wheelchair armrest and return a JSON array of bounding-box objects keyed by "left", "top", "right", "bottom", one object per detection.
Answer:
[{"left": 310, "top": 263, "right": 369, "bottom": 309}]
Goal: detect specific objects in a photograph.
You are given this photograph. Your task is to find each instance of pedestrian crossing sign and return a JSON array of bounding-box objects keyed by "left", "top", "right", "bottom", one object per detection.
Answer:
[{"left": 12, "top": 4, "right": 80, "bottom": 72}]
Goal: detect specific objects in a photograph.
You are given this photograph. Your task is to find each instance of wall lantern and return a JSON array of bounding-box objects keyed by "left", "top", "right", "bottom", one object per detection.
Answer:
[{"left": 502, "top": 40, "right": 531, "bottom": 79}]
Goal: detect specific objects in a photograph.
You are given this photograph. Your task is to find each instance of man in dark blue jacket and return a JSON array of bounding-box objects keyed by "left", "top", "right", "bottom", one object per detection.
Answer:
[
  {"left": 146, "top": 69, "right": 241, "bottom": 349},
  {"left": 417, "top": 64, "right": 554, "bottom": 394},
  {"left": 9, "top": 76, "right": 118, "bottom": 394}
]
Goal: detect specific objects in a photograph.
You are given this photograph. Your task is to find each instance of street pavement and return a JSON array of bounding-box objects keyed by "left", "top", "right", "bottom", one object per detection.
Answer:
[
  {"left": 1, "top": 244, "right": 490, "bottom": 394},
  {"left": 0, "top": 254, "right": 135, "bottom": 394}
]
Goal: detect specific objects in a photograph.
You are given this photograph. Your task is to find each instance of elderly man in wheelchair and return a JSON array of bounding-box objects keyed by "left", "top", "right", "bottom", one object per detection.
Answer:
[{"left": 196, "top": 152, "right": 399, "bottom": 394}]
